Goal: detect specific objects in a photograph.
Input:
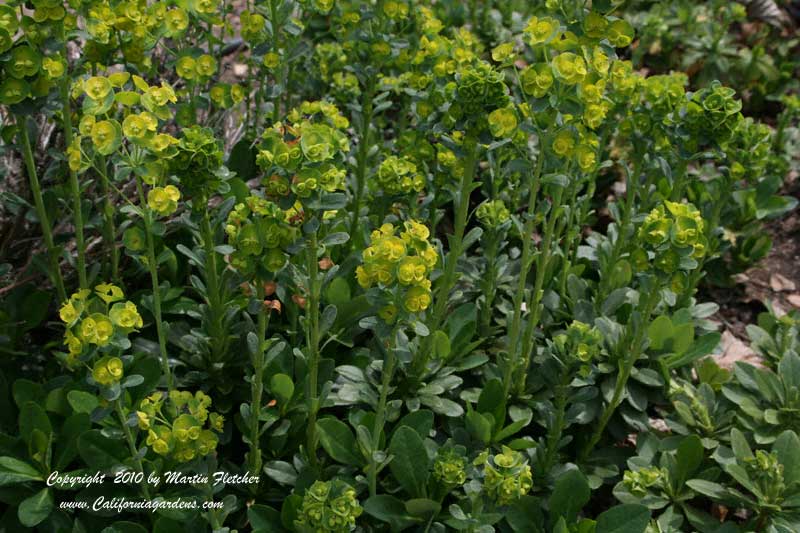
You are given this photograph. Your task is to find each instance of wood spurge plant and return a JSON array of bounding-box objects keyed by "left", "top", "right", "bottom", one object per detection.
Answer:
[{"left": 0, "top": 0, "right": 799, "bottom": 532}]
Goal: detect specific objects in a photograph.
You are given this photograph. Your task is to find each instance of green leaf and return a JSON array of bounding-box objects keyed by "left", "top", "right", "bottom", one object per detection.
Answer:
[
  {"left": 730, "top": 428, "right": 753, "bottom": 461},
  {"left": 363, "top": 495, "right": 419, "bottom": 531},
  {"left": 325, "top": 277, "right": 351, "bottom": 306},
  {"left": 395, "top": 410, "right": 434, "bottom": 440},
  {"left": 675, "top": 435, "right": 704, "bottom": 484},
  {"left": 549, "top": 469, "right": 590, "bottom": 523},
  {"left": 0, "top": 456, "right": 42, "bottom": 486},
  {"left": 665, "top": 332, "right": 721, "bottom": 369},
  {"left": 78, "top": 430, "right": 127, "bottom": 470},
  {"left": 595, "top": 504, "right": 650, "bottom": 533},
  {"left": 316, "top": 418, "right": 362, "bottom": 466},
  {"left": 648, "top": 315, "right": 673, "bottom": 351},
  {"left": 774, "top": 431, "right": 800, "bottom": 485},
  {"left": 404, "top": 498, "right": 440, "bottom": 518},
  {"left": 779, "top": 352, "right": 800, "bottom": 390},
  {"left": 18, "top": 487, "right": 53, "bottom": 527},
  {"left": 67, "top": 390, "right": 99, "bottom": 414},
  {"left": 20, "top": 400, "right": 52, "bottom": 444},
  {"left": 477, "top": 378, "right": 506, "bottom": 432},
  {"left": 506, "top": 496, "right": 544, "bottom": 533},
  {"left": 686, "top": 479, "right": 732, "bottom": 501},
  {"left": 248, "top": 504, "right": 282, "bottom": 533},
  {"left": 389, "top": 426, "right": 430, "bottom": 498},
  {"left": 270, "top": 374, "right": 294, "bottom": 405},
  {"left": 101, "top": 522, "right": 149, "bottom": 533},
  {"left": 431, "top": 330, "right": 451, "bottom": 360},
  {"left": 465, "top": 409, "right": 492, "bottom": 445}
]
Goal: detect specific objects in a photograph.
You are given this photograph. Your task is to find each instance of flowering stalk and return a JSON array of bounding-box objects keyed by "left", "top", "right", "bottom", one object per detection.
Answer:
[
  {"left": 541, "top": 371, "right": 569, "bottom": 475},
  {"left": 115, "top": 399, "right": 151, "bottom": 499},
  {"left": 579, "top": 286, "right": 659, "bottom": 462},
  {"left": 200, "top": 210, "right": 227, "bottom": 364},
  {"left": 504, "top": 142, "right": 544, "bottom": 398},
  {"left": 247, "top": 283, "right": 270, "bottom": 482},
  {"left": 18, "top": 122, "right": 67, "bottom": 303},
  {"left": 348, "top": 81, "right": 376, "bottom": 250},
  {"left": 515, "top": 184, "right": 565, "bottom": 396},
  {"left": 479, "top": 229, "right": 500, "bottom": 336},
  {"left": 305, "top": 228, "right": 322, "bottom": 469},
  {"left": 135, "top": 177, "right": 173, "bottom": 390},
  {"left": 369, "top": 333, "right": 398, "bottom": 497},
  {"left": 596, "top": 160, "right": 639, "bottom": 307},
  {"left": 415, "top": 135, "right": 479, "bottom": 375},
  {"left": 95, "top": 156, "right": 119, "bottom": 282},
  {"left": 59, "top": 25, "right": 87, "bottom": 290}
]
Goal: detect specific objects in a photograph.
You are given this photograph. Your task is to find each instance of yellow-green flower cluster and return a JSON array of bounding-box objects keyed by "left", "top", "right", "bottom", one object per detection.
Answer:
[
  {"left": 553, "top": 320, "right": 603, "bottom": 364},
  {"left": 487, "top": 107, "right": 518, "bottom": 139},
  {"left": 147, "top": 185, "right": 181, "bottom": 216},
  {"left": 137, "top": 390, "right": 223, "bottom": 462},
  {"left": 743, "top": 450, "right": 786, "bottom": 504},
  {"left": 356, "top": 221, "right": 437, "bottom": 315},
  {"left": 69, "top": 74, "right": 179, "bottom": 173},
  {"left": 475, "top": 447, "right": 533, "bottom": 506},
  {"left": 256, "top": 102, "right": 351, "bottom": 202},
  {"left": 476, "top": 200, "right": 510, "bottom": 228},
  {"left": 685, "top": 81, "right": 743, "bottom": 147},
  {"left": 375, "top": 155, "right": 425, "bottom": 195},
  {"left": 294, "top": 480, "right": 363, "bottom": 533},
  {"left": 175, "top": 54, "right": 217, "bottom": 82},
  {"left": 225, "top": 195, "right": 295, "bottom": 276},
  {"left": 636, "top": 201, "right": 707, "bottom": 274},
  {"left": 622, "top": 467, "right": 665, "bottom": 497},
  {"left": 59, "top": 284, "right": 143, "bottom": 364},
  {"left": 433, "top": 449, "right": 467, "bottom": 486},
  {"left": 92, "top": 356, "right": 125, "bottom": 386}
]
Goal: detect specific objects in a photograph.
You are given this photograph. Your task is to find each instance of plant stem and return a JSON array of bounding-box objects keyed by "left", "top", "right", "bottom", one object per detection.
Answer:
[
  {"left": 415, "top": 136, "right": 479, "bottom": 375},
  {"left": 18, "top": 122, "right": 67, "bottom": 303},
  {"left": 504, "top": 143, "right": 544, "bottom": 397},
  {"left": 96, "top": 155, "right": 119, "bottom": 282},
  {"left": 305, "top": 228, "right": 321, "bottom": 469},
  {"left": 369, "top": 335, "right": 397, "bottom": 497},
  {"left": 58, "top": 37, "right": 88, "bottom": 290},
  {"left": 115, "top": 400, "right": 151, "bottom": 499},
  {"left": 597, "top": 161, "right": 639, "bottom": 307},
  {"left": 514, "top": 184, "right": 564, "bottom": 397},
  {"left": 200, "top": 210, "right": 226, "bottom": 365},
  {"left": 136, "top": 178, "right": 173, "bottom": 390},
  {"left": 580, "top": 287, "right": 659, "bottom": 461},
  {"left": 479, "top": 230, "right": 500, "bottom": 336},
  {"left": 248, "top": 283, "right": 270, "bottom": 483},
  {"left": 349, "top": 82, "right": 376, "bottom": 250},
  {"left": 542, "top": 371, "right": 569, "bottom": 475}
]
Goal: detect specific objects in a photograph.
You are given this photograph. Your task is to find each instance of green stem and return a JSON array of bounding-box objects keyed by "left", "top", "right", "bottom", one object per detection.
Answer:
[
  {"left": 514, "top": 184, "right": 565, "bottom": 397},
  {"left": 369, "top": 335, "right": 397, "bottom": 497},
  {"left": 580, "top": 287, "right": 659, "bottom": 461},
  {"left": 200, "top": 211, "right": 226, "bottom": 364},
  {"left": 18, "top": 122, "right": 67, "bottom": 302},
  {"left": 115, "top": 400, "right": 151, "bottom": 499},
  {"left": 136, "top": 178, "right": 173, "bottom": 390},
  {"left": 415, "top": 136, "right": 479, "bottom": 375},
  {"left": 479, "top": 231, "right": 500, "bottom": 336},
  {"left": 305, "top": 229, "right": 321, "bottom": 469},
  {"left": 248, "top": 283, "right": 270, "bottom": 483},
  {"left": 597, "top": 161, "right": 639, "bottom": 307},
  {"left": 349, "top": 82, "right": 376, "bottom": 250},
  {"left": 504, "top": 144, "right": 544, "bottom": 396},
  {"left": 96, "top": 156, "right": 119, "bottom": 282},
  {"left": 542, "top": 371, "right": 569, "bottom": 475},
  {"left": 58, "top": 32, "right": 87, "bottom": 290}
]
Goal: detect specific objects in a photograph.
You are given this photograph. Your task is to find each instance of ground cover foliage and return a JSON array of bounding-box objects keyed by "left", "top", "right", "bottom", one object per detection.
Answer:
[{"left": 0, "top": 0, "right": 799, "bottom": 531}]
